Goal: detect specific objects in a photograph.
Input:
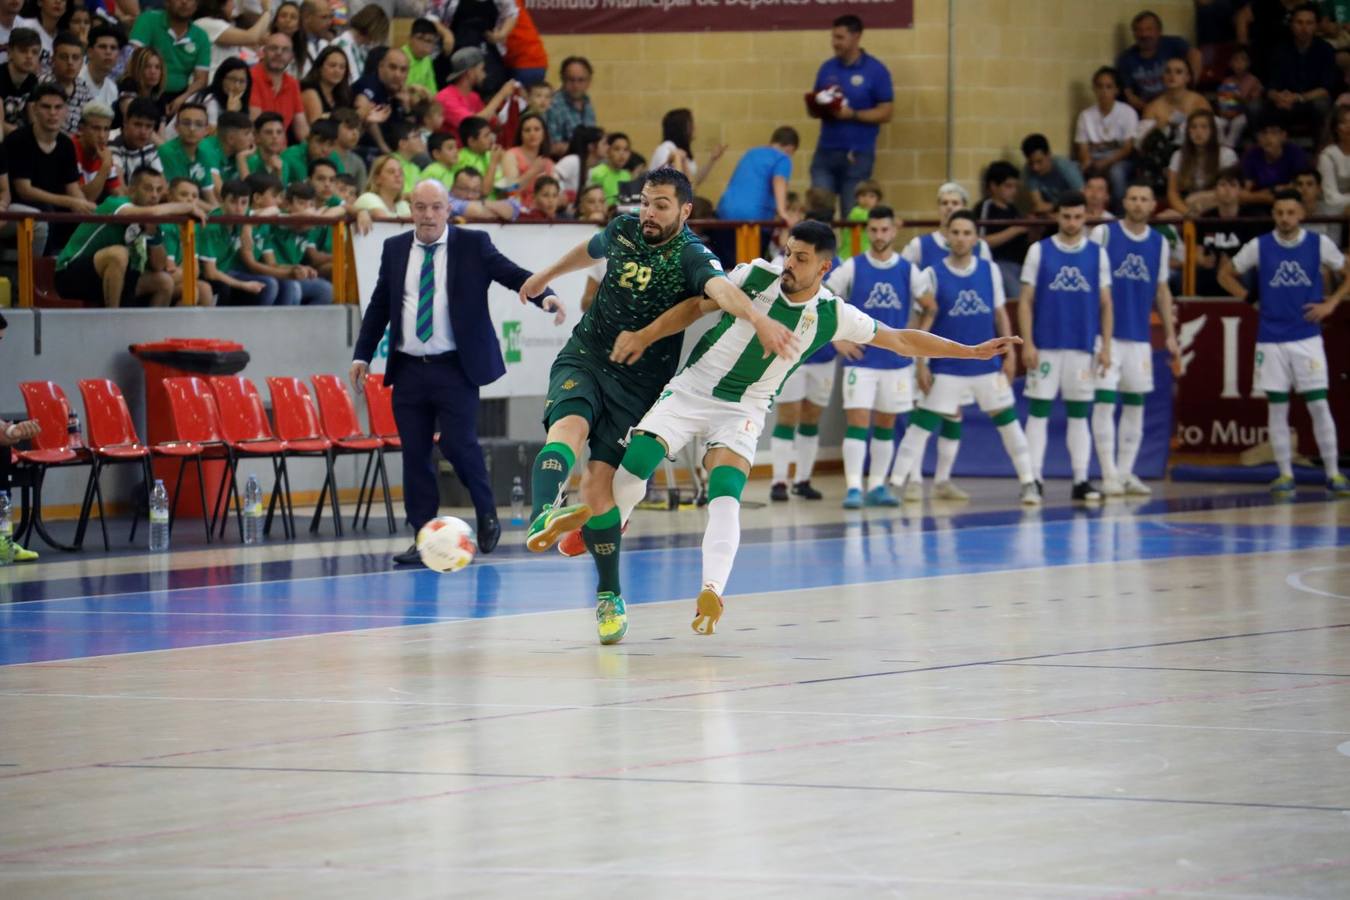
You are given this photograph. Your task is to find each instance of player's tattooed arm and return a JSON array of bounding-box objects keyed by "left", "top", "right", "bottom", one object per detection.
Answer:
[
  {"left": 610, "top": 296, "right": 713, "bottom": 364},
  {"left": 870, "top": 325, "right": 1021, "bottom": 361}
]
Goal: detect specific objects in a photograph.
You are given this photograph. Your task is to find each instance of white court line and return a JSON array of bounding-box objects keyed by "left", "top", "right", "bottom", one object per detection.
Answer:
[
  {"left": 1286, "top": 563, "right": 1350, "bottom": 601},
  {"left": 8, "top": 544, "right": 1345, "bottom": 669},
  {"left": 2, "top": 691, "right": 1347, "bottom": 737}
]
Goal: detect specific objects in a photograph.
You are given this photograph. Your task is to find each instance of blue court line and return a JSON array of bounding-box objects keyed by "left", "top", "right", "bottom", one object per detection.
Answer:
[
  {"left": 1, "top": 511, "right": 1346, "bottom": 666},
  {"left": 1, "top": 490, "right": 1327, "bottom": 606}
]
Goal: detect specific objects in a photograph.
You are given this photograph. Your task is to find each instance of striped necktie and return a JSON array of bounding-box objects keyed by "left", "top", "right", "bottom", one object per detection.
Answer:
[{"left": 416, "top": 242, "right": 436, "bottom": 343}]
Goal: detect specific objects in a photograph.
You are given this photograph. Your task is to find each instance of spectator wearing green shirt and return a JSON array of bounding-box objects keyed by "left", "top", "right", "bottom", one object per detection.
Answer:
[
  {"left": 388, "top": 120, "right": 425, "bottom": 196},
  {"left": 158, "top": 103, "right": 222, "bottom": 204},
  {"left": 332, "top": 108, "right": 368, "bottom": 192},
  {"left": 304, "top": 157, "right": 348, "bottom": 273},
  {"left": 449, "top": 167, "right": 518, "bottom": 222},
  {"left": 453, "top": 116, "right": 503, "bottom": 196},
  {"left": 161, "top": 177, "right": 216, "bottom": 306},
  {"left": 260, "top": 182, "right": 332, "bottom": 304},
  {"left": 247, "top": 112, "right": 307, "bottom": 186},
  {"left": 54, "top": 168, "right": 201, "bottom": 308},
  {"left": 280, "top": 118, "right": 343, "bottom": 186},
  {"left": 200, "top": 179, "right": 273, "bottom": 305},
  {"left": 420, "top": 132, "right": 460, "bottom": 190},
  {"left": 402, "top": 18, "right": 445, "bottom": 96},
  {"left": 206, "top": 112, "right": 256, "bottom": 197},
  {"left": 128, "top": 0, "right": 209, "bottom": 112},
  {"left": 586, "top": 132, "right": 631, "bottom": 206}
]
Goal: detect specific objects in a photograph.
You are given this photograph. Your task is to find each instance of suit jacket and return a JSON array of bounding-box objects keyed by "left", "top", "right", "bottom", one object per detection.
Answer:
[{"left": 354, "top": 226, "right": 543, "bottom": 388}]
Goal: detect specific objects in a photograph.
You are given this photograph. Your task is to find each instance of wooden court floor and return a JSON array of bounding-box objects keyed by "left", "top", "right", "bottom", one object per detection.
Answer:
[{"left": 1, "top": 478, "right": 1348, "bottom": 898}]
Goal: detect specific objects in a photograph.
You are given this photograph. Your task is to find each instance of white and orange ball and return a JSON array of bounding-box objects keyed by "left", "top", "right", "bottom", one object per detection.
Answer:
[{"left": 416, "top": 516, "right": 477, "bottom": 572}]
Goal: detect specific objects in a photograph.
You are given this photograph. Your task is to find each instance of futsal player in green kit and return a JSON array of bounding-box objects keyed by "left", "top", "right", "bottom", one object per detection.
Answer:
[{"left": 517, "top": 167, "right": 797, "bottom": 644}]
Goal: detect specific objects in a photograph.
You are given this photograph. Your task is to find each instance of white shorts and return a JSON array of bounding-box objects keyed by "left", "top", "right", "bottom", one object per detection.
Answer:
[
  {"left": 1095, "top": 338, "right": 1154, "bottom": 395},
  {"left": 842, "top": 365, "right": 915, "bottom": 414},
  {"left": 920, "top": 371, "right": 1016, "bottom": 417},
  {"left": 1255, "top": 336, "right": 1329, "bottom": 395},
  {"left": 1025, "top": 349, "right": 1097, "bottom": 402},
  {"left": 635, "top": 383, "right": 765, "bottom": 465},
  {"left": 777, "top": 360, "right": 835, "bottom": 406}
]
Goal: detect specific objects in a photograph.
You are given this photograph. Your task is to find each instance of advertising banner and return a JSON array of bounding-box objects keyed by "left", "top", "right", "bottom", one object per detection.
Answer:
[
  {"left": 524, "top": 0, "right": 914, "bottom": 34},
  {"left": 353, "top": 222, "right": 598, "bottom": 399}
]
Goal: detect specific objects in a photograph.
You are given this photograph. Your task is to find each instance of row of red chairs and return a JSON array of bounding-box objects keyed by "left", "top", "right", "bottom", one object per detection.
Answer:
[{"left": 12, "top": 373, "right": 403, "bottom": 552}]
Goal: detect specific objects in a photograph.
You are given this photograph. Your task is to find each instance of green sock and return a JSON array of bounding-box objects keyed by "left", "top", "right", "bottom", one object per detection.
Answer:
[
  {"left": 583, "top": 506, "right": 623, "bottom": 595},
  {"left": 530, "top": 441, "right": 575, "bottom": 519}
]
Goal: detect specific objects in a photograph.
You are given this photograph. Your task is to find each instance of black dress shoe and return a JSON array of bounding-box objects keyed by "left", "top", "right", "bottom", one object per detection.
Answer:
[
  {"left": 770, "top": 482, "right": 789, "bottom": 502},
  {"left": 393, "top": 543, "right": 424, "bottom": 566},
  {"left": 477, "top": 513, "right": 501, "bottom": 554},
  {"left": 792, "top": 480, "right": 823, "bottom": 500}
]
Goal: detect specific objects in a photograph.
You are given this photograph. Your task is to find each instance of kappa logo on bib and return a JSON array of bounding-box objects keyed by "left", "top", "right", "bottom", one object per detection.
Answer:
[
  {"left": 1048, "top": 266, "right": 1091, "bottom": 292},
  {"left": 863, "top": 281, "right": 905, "bottom": 310},
  {"left": 949, "top": 289, "right": 991, "bottom": 316},
  {"left": 1113, "top": 253, "right": 1152, "bottom": 281},
  {"left": 1269, "top": 260, "right": 1312, "bottom": 288}
]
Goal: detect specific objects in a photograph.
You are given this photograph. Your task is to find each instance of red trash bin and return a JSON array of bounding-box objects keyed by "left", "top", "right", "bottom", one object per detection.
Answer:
[{"left": 130, "top": 339, "right": 250, "bottom": 516}]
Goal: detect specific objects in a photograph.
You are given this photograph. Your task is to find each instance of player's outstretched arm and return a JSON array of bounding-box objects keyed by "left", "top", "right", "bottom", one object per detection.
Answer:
[
  {"left": 518, "top": 239, "right": 596, "bottom": 304},
  {"left": 870, "top": 324, "right": 1021, "bottom": 361},
  {"left": 611, "top": 296, "right": 717, "bottom": 364},
  {"left": 705, "top": 276, "right": 798, "bottom": 358}
]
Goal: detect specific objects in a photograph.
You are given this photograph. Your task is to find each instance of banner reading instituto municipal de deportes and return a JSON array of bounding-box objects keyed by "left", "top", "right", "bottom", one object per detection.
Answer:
[{"left": 524, "top": 0, "right": 913, "bottom": 34}]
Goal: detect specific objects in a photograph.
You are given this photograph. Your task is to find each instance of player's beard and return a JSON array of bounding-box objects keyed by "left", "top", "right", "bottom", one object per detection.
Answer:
[{"left": 641, "top": 218, "right": 680, "bottom": 245}]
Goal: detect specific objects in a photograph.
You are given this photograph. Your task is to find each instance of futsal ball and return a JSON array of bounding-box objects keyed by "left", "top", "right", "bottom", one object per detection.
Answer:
[{"left": 417, "top": 516, "right": 477, "bottom": 573}]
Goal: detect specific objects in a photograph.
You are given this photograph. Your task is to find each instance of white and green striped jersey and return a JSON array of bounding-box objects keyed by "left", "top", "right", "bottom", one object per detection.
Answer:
[{"left": 672, "top": 259, "right": 878, "bottom": 407}]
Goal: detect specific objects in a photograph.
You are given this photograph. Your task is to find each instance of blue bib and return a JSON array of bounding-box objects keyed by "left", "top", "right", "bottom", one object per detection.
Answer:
[
  {"left": 844, "top": 254, "right": 913, "bottom": 370},
  {"left": 1256, "top": 231, "right": 1323, "bottom": 344},
  {"left": 1033, "top": 236, "right": 1100, "bottom": 352},
  {"left": 1103, "top": 221, "right": 1163, "bottom": 343},
  {"left": 929, "top": 258, "right": 1001, "bottom": 376}
]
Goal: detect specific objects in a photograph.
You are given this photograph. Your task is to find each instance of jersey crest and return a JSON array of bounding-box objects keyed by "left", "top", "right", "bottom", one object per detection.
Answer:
[
  {"left": 1269, "top": 260, "right": 1312, "bottom": 288},
  {"left": 1048, "top": 266, "right": 1091, "bottom": 292}
]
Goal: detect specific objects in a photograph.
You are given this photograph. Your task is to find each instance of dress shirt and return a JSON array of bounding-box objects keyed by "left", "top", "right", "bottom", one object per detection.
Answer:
[{"left": 400, "top": 227, "right": 456, "bottom": 355}]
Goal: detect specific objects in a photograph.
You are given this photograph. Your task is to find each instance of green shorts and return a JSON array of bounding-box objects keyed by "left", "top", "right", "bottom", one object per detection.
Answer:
[{"left": 544, "top": 349, "right": 662, "bottom": 467}]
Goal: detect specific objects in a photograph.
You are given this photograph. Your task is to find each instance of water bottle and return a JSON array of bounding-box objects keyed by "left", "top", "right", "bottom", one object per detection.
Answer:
[
  {"left": 510, "top": 475, "right": 525, "bottom": 525},
  {"left": 0, "top": 490, "right": 13, "bottom": 566},
  {"left": 67, "top": 411, "right": 83, "bottom": 450},
  {"left": 148, "top": 480, "right": 170, "bottom": 552},
  {"left": 243, "top": 474, "right": 263, "bottom": 545}
]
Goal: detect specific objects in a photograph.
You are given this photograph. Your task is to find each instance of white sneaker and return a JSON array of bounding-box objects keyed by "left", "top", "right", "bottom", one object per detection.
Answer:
[
  {"left": 933, "top": 481, "right": 969, "bottom": 501},
  {"left": 902, "top": 479, "right": 924, "bottom": 502},
  {"left": 1101, "top": 477, "right": 1125, "bottom": 497},
  {"left": 1019, "top": 481, "right": 1042, "bottom": 506},
  {"left": 1122, "top": 474, "right": 1152, "bottom": 496}
]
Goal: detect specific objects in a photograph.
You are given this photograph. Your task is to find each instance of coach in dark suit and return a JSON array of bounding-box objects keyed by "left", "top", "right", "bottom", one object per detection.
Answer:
[{"left": 351, "top": 181, "right": 564, "bottom": 565}]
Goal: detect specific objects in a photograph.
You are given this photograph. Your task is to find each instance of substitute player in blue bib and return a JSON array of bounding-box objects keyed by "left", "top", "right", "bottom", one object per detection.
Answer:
[
  {"left": 826, "top": 205, "right": 931, "bottom": 508},
  {"left": 1018, "top": 190, "right": 1114, "bottom": 502},
  {"left": 1218, "top": 188, "right": 1350, "bottom": 497},
  {"left": 1089, "top": 180, "right": 1180, "bottom": 497},
  {"left": 890, "top": 210, "right": 1039, "bottom": 504}
]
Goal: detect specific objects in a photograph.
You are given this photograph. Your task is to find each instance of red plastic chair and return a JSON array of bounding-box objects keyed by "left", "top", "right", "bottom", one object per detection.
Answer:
[
  {"left": 206, "top": 376, "right": 295, "bottom": 540},
  {"left": 312, "top": 374, "right": 396, "bottom": 533},
  {"left": 14, "top": 381, "right": 95, "bottom": 551},
  {"left": 80, "top": 378, "right": 215, "bottom": 547},
  {"left": 264, "top": 377, "right": 343, "bottom": 536},
  {"left": 363, "top": 373, "right": 401, "bottom": 450},
  {"left": 163, "top": 377, "right": 251, "bottom": 539}
]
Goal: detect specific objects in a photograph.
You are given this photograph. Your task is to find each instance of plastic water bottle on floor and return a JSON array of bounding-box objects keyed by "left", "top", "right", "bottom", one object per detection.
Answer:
[
  {"left": 149, "top": 480, "right": 170, "bottom": 552},
  {"left": 243, "top": 474, "right": 263, "bottom": 545},
  {"left": 0, "top": 490, "right": 13, "bottom": 566},
  {"left": 510, "top": 475, "right": 525, "bottom": 526}
]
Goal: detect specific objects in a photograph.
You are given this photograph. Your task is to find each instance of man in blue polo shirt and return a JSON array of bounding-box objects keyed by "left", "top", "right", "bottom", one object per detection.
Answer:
[{"left": 809, "top": 15, "right": 893, "bottom": 219}]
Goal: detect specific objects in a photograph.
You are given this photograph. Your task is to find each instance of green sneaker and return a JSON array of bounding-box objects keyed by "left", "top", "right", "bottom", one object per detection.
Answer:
[
  {"left": 1329, "top": 474, "right": 1350, "bottom": 497},
  {"left": 525, "top": 502, "right": 592, "bottom": 553},
  {"left": 596, "top": 592, "right": 628, "bottom": 645},
  {"left": 1270, "top": 475, "right": 1296, "bottom": 495}
]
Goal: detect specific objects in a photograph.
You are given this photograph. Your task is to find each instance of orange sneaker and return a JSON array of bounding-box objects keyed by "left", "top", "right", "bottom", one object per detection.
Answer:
[{"left": 557, "top": 521, "right": 629, "bottom": 558}]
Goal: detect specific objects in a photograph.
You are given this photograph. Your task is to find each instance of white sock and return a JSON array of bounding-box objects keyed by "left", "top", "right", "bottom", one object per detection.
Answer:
[
  {"left": 612, "top": 463, "right": 649, "bottom": 526},
  {"left": 701, "top": 496, "right": 741, "bottom": 596},
  {"left": 770, "top": 435, "right": 794, "bottom": 484},
  {"left": 796, "top": 431, "right": 820, "bottom": 482},
  {"left": 1092, "top": 403, "right": 1118, "bottom": 483},
  {"left": 842, "top": 436, "right": 867, "bottom": 490},
  {"left": 890, "top": 426, "right": 933, "bottom": 487},
  {"left": 1117, "top": 403, "right": 1145, "bottom": 478},
  {"left": 868, "top": 435, "right": 896, "bottom": 491},
  {"left": 1269, "top": 402, "right": 1293, "bottom": 478},
  {"left": 1026, "top": 413, "right": 1048, "bottom": 482},
  {"left": 1068, "top": 415, "right": 1091, "bottom": 483},
  {"left": 1307, "top": 398, "right": 1341, "bottom": 479},
  {"left": 997, "top": 420, "right": 1034, "bottom": 484},
  {"left": 935, "top": 437, "right": 959, "bottom": 483}
]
